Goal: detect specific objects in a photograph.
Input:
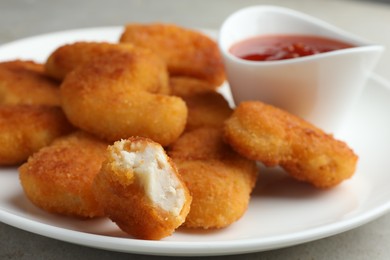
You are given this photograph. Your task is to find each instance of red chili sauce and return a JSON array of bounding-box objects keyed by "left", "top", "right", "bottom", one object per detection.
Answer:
[{"left": 230, "top": 34, "right": 354, "bottom": 61}]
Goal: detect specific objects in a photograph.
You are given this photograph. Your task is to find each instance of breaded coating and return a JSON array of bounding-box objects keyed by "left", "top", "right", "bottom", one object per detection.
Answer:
[
  {"left": 182, "top": 91, "right": 233, "bottom": 131},
  {"left": 170, "top": 76, "right": 219, "bottom": 96},
  {"left": 169, "top": 127, "right": 235, "bottom": 160},
  {"left": 45, "top": 42, "right": 170, "bottom": 94},
  {"left": 0, "top": 60, "right": 60, "bottom": 106},
  {"left": 46, "top": 42, "right": 169, "bottom": 90},
  {"left": 170, "top": 76, "right": 232, "bottom": 130},
  {"left": 168, "top": 128, "right": 257, "bottom": 229},
  {"left": 45, "top": 41, "right": 125, "bottom": 81},
  {"left": 120, "top": 23, "right": 226, "bottom": 86},
  {"left": 0, "top": 105, "right": 74, "bottom": 165},
  {"left": 223, "top": 101, "right": 358, "bottom": 188},
  {"left": 93, "top": 137, "right": 191, "bottom": 240},
  {"left": 19, "top": 131, "right": 107, "bottom": 218},
  {"left": 60, "top": 45, "right": 186, "bottom": 146}
]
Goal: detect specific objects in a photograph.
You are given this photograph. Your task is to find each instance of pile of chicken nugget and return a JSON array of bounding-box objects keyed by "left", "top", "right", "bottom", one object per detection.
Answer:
[{"left": 0, "top": 23, "right": 358, "bottom": 240}]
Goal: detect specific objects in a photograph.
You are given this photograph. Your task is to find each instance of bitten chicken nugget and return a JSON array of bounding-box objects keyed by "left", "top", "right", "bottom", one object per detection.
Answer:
[
  {"left": 93, "top": 137, "right": 191, "bottom": 240},
  {"left": 0, "top": 105, "right": 74, "bottom": 165},
  {"left": 0, "top": 60, "right": 60, "bottom": 106},
  {"left": 168, "top": 128, "right": 258, "bottom": 229},
  {"left": 19, "top": 131, "right": 107, "bottom": 218},
  {"left": 60, "top": 46, "right": 186, "bottom": 146},
  {"left": 223, "top": 101, "right": 358, "bottom": 188},
  {"left": 120, "top": 23, "right": 225, "bottom": 86}
]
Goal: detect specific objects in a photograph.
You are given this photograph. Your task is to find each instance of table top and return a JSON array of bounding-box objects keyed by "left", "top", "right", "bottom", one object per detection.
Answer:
[{"left": 1, "top": 0, "right": 390, "bottom": 259}]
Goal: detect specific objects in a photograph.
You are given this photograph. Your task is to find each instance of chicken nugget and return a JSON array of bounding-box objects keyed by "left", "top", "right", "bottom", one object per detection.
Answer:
[
  {"left": 45, "top": 42, "right": 170, "bottom": 94},
  {"left": 170, "top": 77, "right": 233, "bottom": 131},
  {"left": 169, "top": 76, "right": 232, "bottom": 130},
  {"left": 60, "top": 47, "right": 186, "bottom": 146},
  {"left": 169, "top": 126, "right": 234, "bottom": 161},
  {"left": 170, "top": 76, "right": 219, "bottom": 97},
  {"left": 0, "top": 105, "right": 74, "bottom": 165},
  {"left": 182, "top": 91, "right": 232, "bottom": 131},
  {"left": 19, "top": 131, "right": 107, "bottom": 218},
  {"left": 120, "top": 23, "right": 225, "bottom": 86},
  {"left": 168, "top": 128, "right": 257, "bottom": 229},
  {"left": 93, "top": 137, "right": 191, "bottom": 240},
  {"left": 0, "top": 60, "right": 60, "bottom": 106},
  {"left": 46, "top": 41, "right": 122, "bottom": 81},
  {"left": 223, "top": 101, "right": 358, "bottom": 188}
]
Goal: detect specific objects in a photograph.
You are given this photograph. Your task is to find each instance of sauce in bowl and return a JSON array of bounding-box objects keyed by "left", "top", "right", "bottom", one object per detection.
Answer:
[{"left": 230, "top": 34, "right": 354, "bottom": 61}]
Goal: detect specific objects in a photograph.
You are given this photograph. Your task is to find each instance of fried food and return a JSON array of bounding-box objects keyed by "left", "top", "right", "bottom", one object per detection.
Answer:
[
  {"left": 19, "top": 131, "right": 107, "bottom": 218},
  {"left": 223, "top": 101, "right": 358, "bottom": 188},
  {"left": 168, "top": 128, "right": 258, "bottom": 229},
  {"left": 169, "top": 76, "right": 233, "bottom": 130},
  {"left": 120, "top": 23, "right": 226, "bottom": 86},
  {"left": 182, "top": 91, "right": 232, "bottom": 131},
  {"left": 45, "top": 42, "right": 170, "bottom": 94},
  {"left": 170, "top": 76, "right": 219, "bottom": 96},
  {"left": 93, "top": 137, "right": 191, "bottom": 240},
  {"left": 0, "top": 105, "right": 74, "bottom": 166},
  {"left": 45, "top": 41, "right": 120, "bottom": 81},
  {"left": 0, "top": 60, "right": 60, "bottom": 105},
  {"left": 60, "top": 45, "right": 186, "bottom": 146}
]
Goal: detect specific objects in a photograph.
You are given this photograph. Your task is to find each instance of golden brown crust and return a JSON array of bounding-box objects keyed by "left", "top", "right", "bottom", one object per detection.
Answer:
[
  {"left": 168, "top": 128, "right": 257, "bottom": 229},
  {"left": 0, "top": 105, "right": 74, "bottom": 165},
  {"left": 60, "top": 46, "right": 186, "bottom": 146},
  {"left": 45, "top": 42, "right": 169, "bottom": 95},
  {"left": 169, "top": 127, "right": 237, "bottom": 161},
  {"left": 18, "top": 131, "right": 107, "bottom": 218},
  {"left": 93, "top": 137, "right": 191, "bottom": 240},
  {"left": 46, "top": 42, "right": 173, "bottom": 93},
  {"left": 0, "top": 60, "right": 60, "bottom": 106},
  {"left": 172, "top": 159, "right": 256, "bottom": 229},
  {"left": 182, "top": 91, "right": 232, "bottom": 131},
  {"left": 169, "top": 77, "right": 232, "bottom": 131},
  {"left": 223, "top": 101, "right": 358, "bottom": 188},
  {"left": 120, "top": 23, "right": 226, "bottom": 86},
  {"left": 170, "top": 76, "right": 219, "bottom": 96},
  {"left": 45, "top": 41, "right": 125, "bottom": 81}
]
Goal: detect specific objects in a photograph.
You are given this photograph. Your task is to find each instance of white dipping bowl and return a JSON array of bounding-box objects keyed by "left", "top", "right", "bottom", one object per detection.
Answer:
[{"left": 219, "top": 5, "right": 384, "bottom": 133}]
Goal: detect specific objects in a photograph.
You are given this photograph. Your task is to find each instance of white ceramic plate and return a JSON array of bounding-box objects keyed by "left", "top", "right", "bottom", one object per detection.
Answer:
[{"left": 1, "top": 27, "right": 390, "bottom": 256}]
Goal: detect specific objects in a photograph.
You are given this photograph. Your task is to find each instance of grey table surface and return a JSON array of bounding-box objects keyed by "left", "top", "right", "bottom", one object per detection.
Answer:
[{"left": 1, "top": 0, "right": 390, "bottom": 259}]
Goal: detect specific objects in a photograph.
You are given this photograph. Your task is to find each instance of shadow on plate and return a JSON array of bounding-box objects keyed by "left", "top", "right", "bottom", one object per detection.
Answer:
[{"left": 252, "top": 164, "right": 328, "bottom": 199}]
